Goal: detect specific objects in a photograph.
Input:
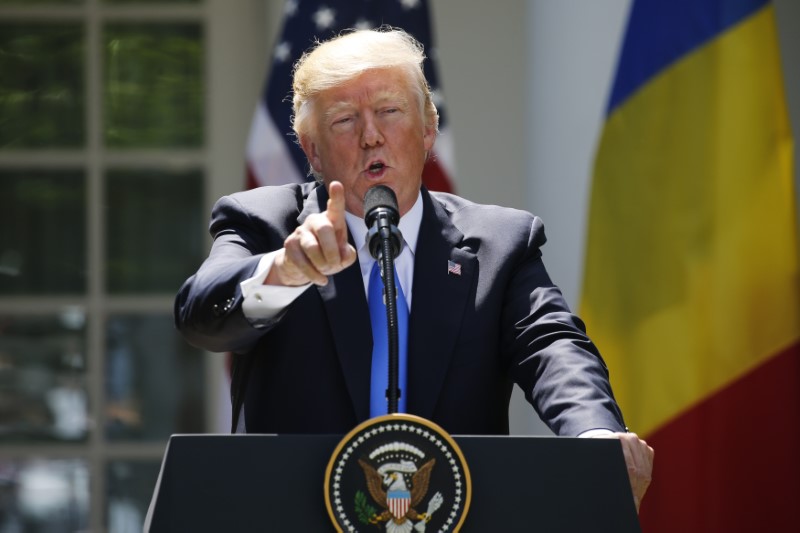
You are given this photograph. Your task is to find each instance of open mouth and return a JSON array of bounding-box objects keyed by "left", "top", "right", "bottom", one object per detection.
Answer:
[{"left": 367, "top": 162, "right": 385, "bottom": 175}]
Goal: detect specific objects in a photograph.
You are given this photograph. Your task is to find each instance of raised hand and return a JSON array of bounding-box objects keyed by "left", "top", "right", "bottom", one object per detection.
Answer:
[{"left": 268, "top": 181, "right": 357, "bottom": 286}]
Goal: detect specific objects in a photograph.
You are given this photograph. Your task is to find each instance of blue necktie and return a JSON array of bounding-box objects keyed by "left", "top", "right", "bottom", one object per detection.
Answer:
[{"left": 368, "top": 261, "right": 408, "bottom": 417}]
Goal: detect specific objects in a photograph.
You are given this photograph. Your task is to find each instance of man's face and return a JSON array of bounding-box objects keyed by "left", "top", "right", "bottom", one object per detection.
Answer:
[{"left": 300, "top": 68, "right": 436, "bottom": 218}]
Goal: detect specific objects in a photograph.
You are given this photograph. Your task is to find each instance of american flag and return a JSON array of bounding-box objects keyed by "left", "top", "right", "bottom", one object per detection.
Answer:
[
  {"left": 245, "top": 0, "right": 455, "bottom": 193},
  {"left": 447, "top": 260, "right": 461, "bottom": 276}
]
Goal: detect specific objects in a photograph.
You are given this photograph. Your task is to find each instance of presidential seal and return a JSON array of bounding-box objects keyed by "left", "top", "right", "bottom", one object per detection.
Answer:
[{"left": 325, "top": 414, "right": 471, "bottom": 533}]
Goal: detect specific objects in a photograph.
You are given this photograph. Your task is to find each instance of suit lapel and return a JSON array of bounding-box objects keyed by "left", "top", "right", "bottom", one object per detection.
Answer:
[
  {"left": 299, "top": 184, "right": 372, "bottom": 422},
  {"left": 407, "top": 190, "right": 476, "bottom": 419}
]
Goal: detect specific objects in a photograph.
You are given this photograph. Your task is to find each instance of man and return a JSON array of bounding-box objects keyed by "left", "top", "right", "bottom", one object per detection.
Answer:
[{"left": 175, "top": 28, "right": 652, "bottom": 509}]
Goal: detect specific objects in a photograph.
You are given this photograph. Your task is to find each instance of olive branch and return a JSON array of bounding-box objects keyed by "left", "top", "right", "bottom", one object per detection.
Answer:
[{"left": 354, "top": 490, "right": 379, "bottom": 526}]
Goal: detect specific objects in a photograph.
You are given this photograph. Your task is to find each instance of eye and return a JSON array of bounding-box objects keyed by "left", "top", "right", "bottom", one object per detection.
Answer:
[{"left": 330, "top": 115, "right": 355, "bottom": 130}]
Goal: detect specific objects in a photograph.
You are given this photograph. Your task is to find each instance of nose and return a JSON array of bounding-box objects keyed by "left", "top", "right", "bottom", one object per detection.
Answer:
[{"left": 360, "top": 113, "right": 384, "bottom": 148}]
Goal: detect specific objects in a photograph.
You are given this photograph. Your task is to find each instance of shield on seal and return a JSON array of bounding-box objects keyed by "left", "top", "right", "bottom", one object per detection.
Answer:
[{"left": 387, "top": 489, "right": 411, "bottom": 519}]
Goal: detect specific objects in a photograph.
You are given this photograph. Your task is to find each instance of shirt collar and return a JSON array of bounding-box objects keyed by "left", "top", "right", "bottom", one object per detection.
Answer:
[{"left": 345, "top": 190, "right": 423, "bottom": 257}]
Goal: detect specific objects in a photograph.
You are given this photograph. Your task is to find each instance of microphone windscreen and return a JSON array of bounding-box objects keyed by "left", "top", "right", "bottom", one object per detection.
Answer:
[{"left": 363, "top": 185, "right": 399, "bottom": 224}]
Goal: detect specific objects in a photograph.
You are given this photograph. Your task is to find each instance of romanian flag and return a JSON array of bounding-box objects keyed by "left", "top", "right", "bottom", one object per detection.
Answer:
[{"left": 581, "top": 0, "right": 799, "bottom": 531}]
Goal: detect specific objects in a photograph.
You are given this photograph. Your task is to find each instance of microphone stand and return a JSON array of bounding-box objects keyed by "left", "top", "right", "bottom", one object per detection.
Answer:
[{"left": 377, "top": 222, "right": 401, "bottom": 414}]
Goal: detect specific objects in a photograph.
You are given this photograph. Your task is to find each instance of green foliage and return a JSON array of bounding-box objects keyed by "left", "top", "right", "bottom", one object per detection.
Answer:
[
  {"left": 0, "top": 20, "right": 204, "bottom": 150},
  {"left": 0, "top": 23, "right": 85, "bottom": 148},
  {"left": 103, "top": 23, "right": 204, "bottom": 148},
  {"left": 354, "top": 490, "right": 379, "bottom": 527}
]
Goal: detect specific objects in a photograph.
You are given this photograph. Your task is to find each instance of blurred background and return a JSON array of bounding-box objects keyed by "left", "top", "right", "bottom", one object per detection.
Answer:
[{"left": 0, "top": 0, "right": 797, "bottom": 531}]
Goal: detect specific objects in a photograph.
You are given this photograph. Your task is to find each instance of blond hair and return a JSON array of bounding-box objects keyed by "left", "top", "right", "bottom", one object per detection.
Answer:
[{"left": 291, "top": 27, "right": 439, "bottom": 140}]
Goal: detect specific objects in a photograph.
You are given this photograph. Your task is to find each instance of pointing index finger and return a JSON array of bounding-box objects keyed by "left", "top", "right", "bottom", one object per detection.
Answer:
[
  {"left": 325, "top": 181, "right": 356, "bottom": 264},
  {"left": 326, "top": 181, "right": 347, "bottom": 227}
]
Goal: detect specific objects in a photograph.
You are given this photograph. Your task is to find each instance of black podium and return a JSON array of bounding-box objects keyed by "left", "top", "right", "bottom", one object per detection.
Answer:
[{"left": 145, "top": 434, "right": 640, "bottom": 532}]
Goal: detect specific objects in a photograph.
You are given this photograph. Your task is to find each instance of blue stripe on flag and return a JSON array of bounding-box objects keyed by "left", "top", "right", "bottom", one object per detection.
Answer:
[{"left": 607, "top": 0, "right": 769, "bottom": 114}]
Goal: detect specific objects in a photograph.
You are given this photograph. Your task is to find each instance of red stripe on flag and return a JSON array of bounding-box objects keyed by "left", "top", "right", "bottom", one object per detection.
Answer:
[
  {"left": 639, "top": 342, "right": 800, "bottom": 532},
  {"left": 422, "top": 156, "right": 454, "bottom": 193},
  {"left": 245, "top": 164, "right": 260, "bottom": 191}
]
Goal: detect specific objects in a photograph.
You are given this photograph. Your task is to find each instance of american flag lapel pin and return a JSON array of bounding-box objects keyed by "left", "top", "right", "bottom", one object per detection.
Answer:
[{"left": 447, "top": 260, "right": 462, "bottom": 276}]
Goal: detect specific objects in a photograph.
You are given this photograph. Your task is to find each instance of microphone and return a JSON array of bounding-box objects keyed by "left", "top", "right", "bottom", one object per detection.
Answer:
[
  {"left": 364, "top": 185, "right": 403, "bottom": 260},
  {"left": 363, "top": 185, "right": 403, "bottom": 414}
]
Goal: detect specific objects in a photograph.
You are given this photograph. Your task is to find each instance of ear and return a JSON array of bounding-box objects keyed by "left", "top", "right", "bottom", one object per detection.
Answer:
[
  {"left": 299, "top": 135, "right": 322, "bottom": 174},
  {"left": 423, "top": 123, "right": 437, "bottom": 152}
]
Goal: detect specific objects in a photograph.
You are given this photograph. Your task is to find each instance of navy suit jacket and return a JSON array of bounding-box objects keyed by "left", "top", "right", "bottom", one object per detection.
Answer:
[{"left": 175, "top": 182, "right": 625, "bottom": 436}]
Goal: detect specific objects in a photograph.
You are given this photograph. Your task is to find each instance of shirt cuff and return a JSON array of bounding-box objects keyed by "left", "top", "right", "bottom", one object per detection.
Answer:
[
  {"left": 578, "top": 428, "right": 616, "bottom": 438},
  {"left": 240, "top": 251, "right": 311, "bottom": 320}
]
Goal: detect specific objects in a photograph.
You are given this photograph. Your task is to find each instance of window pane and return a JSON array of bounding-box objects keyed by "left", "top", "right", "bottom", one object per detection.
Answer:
[
  {"left": 0, "top": 458, "right": 89, "bottom": 531},
  {"left": 104, "top": 23, "right": 204, "bottom": 148},
  {"left": 0, "top": 170, "right": 86, "bottom": 295},
  {"left": 106, "top": 460, "right": 161, "bottom": 532},
  {"left": 106, "top": 314, "right": 204, "bottom": 440},
  {"left": 0, "top": 312, "right": 89, "bottom": 442},
  {"left": 105, "top": 169, "right": 204, "bottom": 293},
  {"left": 0, "top": 23, "right": 85, "bottom": 148}
]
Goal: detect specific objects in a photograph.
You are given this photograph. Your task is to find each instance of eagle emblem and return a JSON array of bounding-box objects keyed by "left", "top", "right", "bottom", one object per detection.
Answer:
[
  {"left": 358, "top": 451, "right": 444, "bottom": 532},
  {"left": 324, "top": 414, "right": 471, "bottom": 533}
]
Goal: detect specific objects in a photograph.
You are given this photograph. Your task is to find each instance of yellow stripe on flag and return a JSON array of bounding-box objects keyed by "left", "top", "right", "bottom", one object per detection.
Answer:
[{"left": 581, "top": 5, "right": 799, "bottom": 436}]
